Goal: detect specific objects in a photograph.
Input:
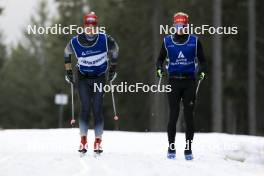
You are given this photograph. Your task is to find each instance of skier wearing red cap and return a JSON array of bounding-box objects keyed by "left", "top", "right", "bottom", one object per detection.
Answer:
[
  {"left": 64, "top": 12, "right": 119, "bottom": 155},
  {"left": 156, "top": 12, "right": 207, "bottom": 160}
]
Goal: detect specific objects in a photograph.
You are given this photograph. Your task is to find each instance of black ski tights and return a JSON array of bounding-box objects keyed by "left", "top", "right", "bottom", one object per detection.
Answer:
[{"left": 167, "top": 78, "right": 197, "bottom": 152}]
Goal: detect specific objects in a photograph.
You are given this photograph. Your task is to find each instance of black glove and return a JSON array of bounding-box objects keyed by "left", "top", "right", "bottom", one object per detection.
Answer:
[{"left": 65, "top": 70, "right": 74, "bottom": 84}]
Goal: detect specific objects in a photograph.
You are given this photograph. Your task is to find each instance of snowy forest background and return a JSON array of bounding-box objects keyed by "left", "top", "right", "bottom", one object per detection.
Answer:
[{"left": 0, "top": 0, "right": 263, "bottom": 136}]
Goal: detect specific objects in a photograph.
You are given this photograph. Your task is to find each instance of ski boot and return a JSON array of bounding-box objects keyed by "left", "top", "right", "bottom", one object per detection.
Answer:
[
  {"left": 184, "top": 140, "right": 193, "bottom": 160},
  {"left": 78, "top": 136, "right": 88, "bottom": 154},
  {"left": 184, "top": 150, "right": 193, "bottom": 160},
  {"left": 167, "top": 148, "right": 176, "bottom": 160},
  {"left": 94, "top": 138, "right": 103, "bottom": 154}
]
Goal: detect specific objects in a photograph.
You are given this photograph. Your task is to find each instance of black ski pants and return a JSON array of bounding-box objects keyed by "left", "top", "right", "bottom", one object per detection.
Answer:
[{"left": 167, "top": 78, "right": 197, "bottom": 151}]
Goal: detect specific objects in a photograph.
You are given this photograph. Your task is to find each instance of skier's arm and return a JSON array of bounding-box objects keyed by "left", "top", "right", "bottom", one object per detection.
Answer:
[
  {"left": 197, "top": 39, "right": 207, "bottom": 74},
  {"left": 156, "top": 42, "right": 167, "bottom": 77},
  {"left": 107, "top": 35, "right": 119, "bottom": 69},
  {"left": 156, "top": 42, "right": 167, "bottom": 69},
  {"left": 64, "top": 42, "right": 73, "bottom": 71},
  {"left": 64, "top": 42, "right": 74, "bottom": 83},
  {"left": 107, "top": 35, "right": 119, "bottom": 81}
]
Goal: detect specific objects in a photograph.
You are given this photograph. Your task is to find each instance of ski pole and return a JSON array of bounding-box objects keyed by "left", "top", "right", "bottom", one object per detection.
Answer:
[
  {"left": 110, "top": 80, "right": 119, "bottom": 121},
  {"left": 158, "top": 77, "right": 162, "bottom": 87},
  {"left": 196, "top": 80, "right": 202, "bottom": 96},
  {"left": 70, "top": 83, "right": 76, "bottom": 126}
]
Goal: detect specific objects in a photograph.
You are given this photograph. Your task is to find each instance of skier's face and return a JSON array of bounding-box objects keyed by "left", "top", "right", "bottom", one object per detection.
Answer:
[
  {"left": 84, "top": 24, "right": 97, "bottom": 35},
  {"left": 174, "top": 23, "right": 187, "bottom": 35}
]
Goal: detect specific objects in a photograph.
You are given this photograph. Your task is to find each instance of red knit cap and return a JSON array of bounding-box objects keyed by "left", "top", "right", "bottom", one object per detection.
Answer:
[
  {"left": 83, "top": 12, "right": 98, "bottom": 26},
  {"left": 173, "top": 12, "right": 189, "bottom": 26}
]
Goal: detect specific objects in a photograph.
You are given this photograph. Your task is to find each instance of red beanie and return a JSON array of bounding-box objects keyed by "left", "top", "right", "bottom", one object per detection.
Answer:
[
  {"left": 173, "top": 12, "right": 189, "bottom": 25},
  {"left": 83, "top": 12, "right": 98, "bottom": 25}
]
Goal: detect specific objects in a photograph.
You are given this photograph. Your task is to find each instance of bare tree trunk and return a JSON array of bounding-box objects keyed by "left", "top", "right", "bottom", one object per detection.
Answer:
[
  {"left": 226, "top": 100, "right": 236, "bottom": 133},
  {"left": 212, "top": 0, "right": 223, "bottom": 132},
  {"left": 150, "top": 0, "right": 167, "bottom": 131},
  {"left": 226, "top": 64, "right": 236, "bottom": 133},
  {"left": 248, "top": 0, "right": 256, "bottom": 135}
]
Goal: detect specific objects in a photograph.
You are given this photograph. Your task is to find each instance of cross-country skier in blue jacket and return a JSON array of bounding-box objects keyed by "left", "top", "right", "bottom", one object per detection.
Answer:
[
  {"left": 64, "top": 12, "right": 119, "bottom": 154},
  {"left": 156, "top": 12, "right": 207, "bottom": 160}
]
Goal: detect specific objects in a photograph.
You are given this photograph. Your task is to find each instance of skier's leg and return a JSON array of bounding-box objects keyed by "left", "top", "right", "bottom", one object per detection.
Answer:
[
  {"left": 92, "top": 77, "right": 105, "bottom": 138},
  {"left": 92, "top": 89, "right": 104, "bottom": 138},
  {"left": 182, "top": 80, "right": 196, "bottom": 158},
  {"left": 78, "top": 79, "right": 92, "bottom": 137},
  {"left": 167, "top": 79, "right": 182, "bottom": 153},
  {"left": 91, "top": 76, "right": 105, "bottom": 153}
]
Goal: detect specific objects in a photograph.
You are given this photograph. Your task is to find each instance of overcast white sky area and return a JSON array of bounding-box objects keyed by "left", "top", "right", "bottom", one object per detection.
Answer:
[{"left": 0, "top": 0, "right": 57, "bottom": 46}]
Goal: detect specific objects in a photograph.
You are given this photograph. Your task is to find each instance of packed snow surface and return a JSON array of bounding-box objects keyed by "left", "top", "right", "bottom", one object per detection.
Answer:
[{"left": 0, "top": 129, "right": 263, "bottom": 176}]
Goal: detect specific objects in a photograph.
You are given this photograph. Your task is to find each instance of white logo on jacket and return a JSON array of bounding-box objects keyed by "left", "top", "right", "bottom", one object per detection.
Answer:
[
  {"left": 81, "top": 50, "right": 101, "bottom": 56},
  {"left": 78, "top": 52, "right": 108, "bottom": 67},
  {"left": 178, "top": 51, "right": 185, "bottom": 59}
]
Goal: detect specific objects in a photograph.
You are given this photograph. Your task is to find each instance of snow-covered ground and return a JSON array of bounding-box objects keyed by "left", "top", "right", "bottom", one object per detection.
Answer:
[{"left": 0, "top": 129, "right": 263, "bottom": 176}]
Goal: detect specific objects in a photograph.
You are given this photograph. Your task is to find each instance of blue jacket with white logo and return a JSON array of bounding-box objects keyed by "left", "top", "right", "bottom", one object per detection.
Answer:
[
  {"left": 70, "top": 33, "right": 108, "bottom": 76},
  {"left": 164, "top": 34, "right": 198, "bottom": 76}
]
